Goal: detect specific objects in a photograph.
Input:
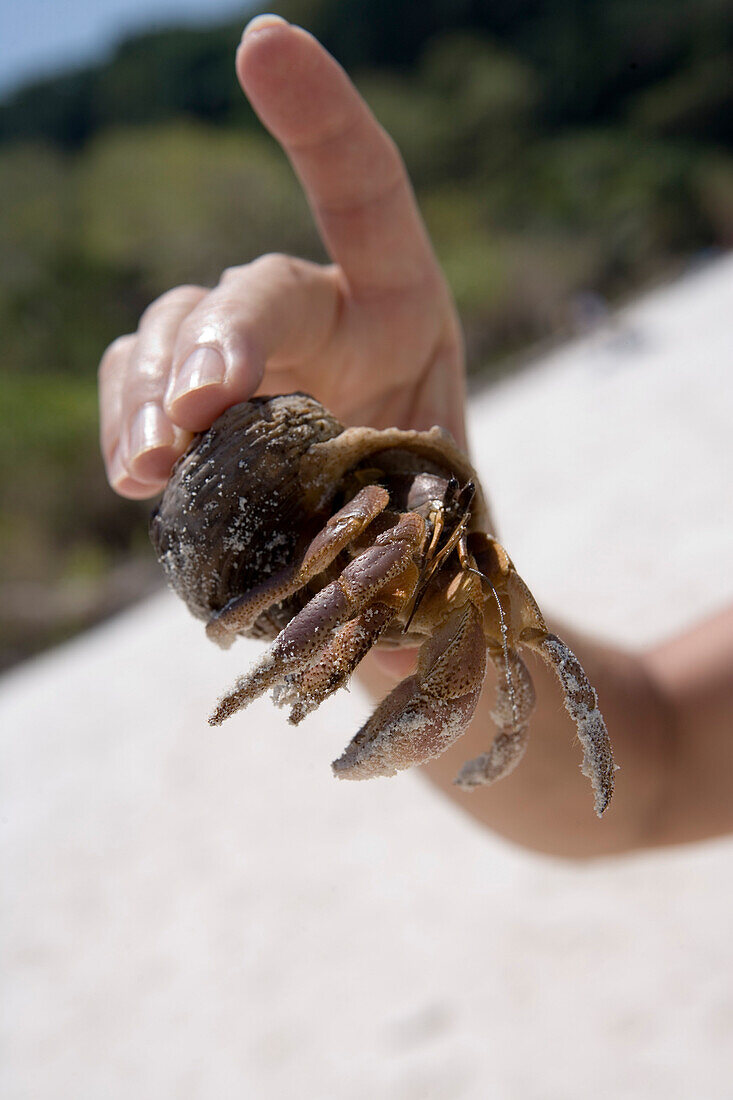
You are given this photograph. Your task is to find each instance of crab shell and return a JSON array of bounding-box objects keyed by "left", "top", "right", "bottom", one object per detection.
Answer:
[{"left": 150, "top": 392, "right": 490, "bottom": 643}]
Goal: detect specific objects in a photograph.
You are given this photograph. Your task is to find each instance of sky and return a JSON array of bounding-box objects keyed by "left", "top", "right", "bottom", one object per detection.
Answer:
[{"left": 0, "top": 0, "right": 256, "bottom": 97}]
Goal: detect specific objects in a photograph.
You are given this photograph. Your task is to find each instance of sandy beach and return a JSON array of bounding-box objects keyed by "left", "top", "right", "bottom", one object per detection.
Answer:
[{"left": 2, "top": 254, "right": 732, "bottom": 1099}]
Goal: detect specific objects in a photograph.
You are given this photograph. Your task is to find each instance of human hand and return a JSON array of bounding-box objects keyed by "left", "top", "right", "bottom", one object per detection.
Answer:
[{"left": 99, "top": 14, "right": 466, "bottom": 500}]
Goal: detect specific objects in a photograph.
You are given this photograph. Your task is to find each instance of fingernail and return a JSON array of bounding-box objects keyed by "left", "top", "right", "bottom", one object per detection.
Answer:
[
  {"left": 167, "top": 347, "right": 226, "bottom": 406},
  {"left": 127, "top": 402, "right": 175, "bottom": 462},
  {"left": 108, "top": 446, "right": 142, "bottom": 496},
  {"left": 242, "top": 13, "right": 288, "bottom": 40}
]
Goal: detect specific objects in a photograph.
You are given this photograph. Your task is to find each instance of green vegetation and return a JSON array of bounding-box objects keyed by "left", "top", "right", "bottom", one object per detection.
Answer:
[{"left": 2, "top": 0, "right": 732, "bottom": 668}]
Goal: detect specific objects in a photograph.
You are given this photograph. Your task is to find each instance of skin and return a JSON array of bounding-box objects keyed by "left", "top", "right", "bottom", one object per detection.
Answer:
[{"left": 99, "top": 15, "right": 733, "bottom": 858}]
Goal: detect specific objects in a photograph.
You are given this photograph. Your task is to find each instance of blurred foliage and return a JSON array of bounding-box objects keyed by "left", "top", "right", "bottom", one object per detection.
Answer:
[
  {"left": 78, "top": 123, "right": 322, "bottom": 291},
  {"left": 1, "top": 0, "right": 732, "bottom": 668}
]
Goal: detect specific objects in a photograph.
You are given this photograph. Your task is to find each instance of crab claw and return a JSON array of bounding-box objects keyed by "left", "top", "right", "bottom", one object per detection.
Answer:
[{"left": 332, "top": 601, "right": 487, "bottom": 780}]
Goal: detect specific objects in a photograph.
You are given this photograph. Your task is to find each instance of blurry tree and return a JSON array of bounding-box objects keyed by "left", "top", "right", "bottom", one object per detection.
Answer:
[
  {"left": 628, "top": 54, "right": 733, "bottom": 143},
  {"left": 351, "top": 72, "right": 453, "bottom": 185},
  {"left": 0, "top": 144, "right": 70, "bottom": 288},
  {"left": 418, "top": 32, "right": 537, "bottom": 176},
  {"left": 0, "top": 145, "right": 144, "bottom": 377},
  {"left": 1, "top": 0, "right": 731, "bottom": 154},
  {"left": 695, "top": 156, "right": 733, "bottom": 245},
  {"left": 95, "top": 25, "right": 250, "bottom": 128},
  {"left": 77, "top": 122, "right": 322, "bottom": 293},
  {"left": 0, "top": 22, "right": 249, "bottom": 148}
]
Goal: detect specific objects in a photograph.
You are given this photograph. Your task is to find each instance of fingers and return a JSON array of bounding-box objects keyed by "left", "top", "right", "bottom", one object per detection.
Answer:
[
  {"left": 99, "top": 335, "right": 153, "bottom": 499},
  {"left": 100, "top": 285, "right": 206, "bottom": 498},
  {"left": 164, "top": 254, "right": 339, "bottom": 431},
  {"left": 100, "top": 257, "right": 340, "bottom": 496},
  {"left": 122, "top": 285, "right": 205, "bottom": 478},
  {"left": 99, "top": 19, "right": 462, "bottom": 502},
  {"left": 237, "top": 17, "right": 440, "bottom": 296}
]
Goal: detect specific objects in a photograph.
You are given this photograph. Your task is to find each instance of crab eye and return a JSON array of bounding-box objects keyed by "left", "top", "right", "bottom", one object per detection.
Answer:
[
  {"left": 445, "top": 475, "right": 459, "bottom": 501},
  {"left": 458, "top": 480, "right": 475, "bottom": 508}
]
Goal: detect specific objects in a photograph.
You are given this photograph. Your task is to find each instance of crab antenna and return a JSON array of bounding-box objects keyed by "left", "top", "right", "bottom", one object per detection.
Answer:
[{"left": 487, "top": 581, "right": 519, "bottom": 728}]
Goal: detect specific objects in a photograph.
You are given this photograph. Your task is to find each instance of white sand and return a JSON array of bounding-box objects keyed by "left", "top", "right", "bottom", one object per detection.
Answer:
[{"left": 2, "top": 255, "right": 733, "bottom": 1099}]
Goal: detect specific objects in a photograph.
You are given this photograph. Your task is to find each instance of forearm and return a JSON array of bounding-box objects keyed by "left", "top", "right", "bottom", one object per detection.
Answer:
[
  {"left": 362, "top": 605, "right": 733, "bottom": 858},
  {"left": 427, "top": 630, "right": 677, "bottom": 858},
  {"left": 643, "top": 605, "right": 733, "bottom": 848},
  {"left": 359, "top": 627, "right": 674, "bottom": 859}
]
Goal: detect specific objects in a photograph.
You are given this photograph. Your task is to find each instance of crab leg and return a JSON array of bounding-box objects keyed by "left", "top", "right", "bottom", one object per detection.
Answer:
[
  {"left": 454, "top": 644, "right": 536, "bottom": 789},
  {"left": 332, "top": 596, "right": 487, "bottom": 780},
  {"left": 525, "top": 632, "right": 616, "bottom": 817},
  {"left": 468, "top": 531, "right": 616, "bottom": 815},
  {"left": 206, "top": 484, "right": 390, "bottom": 647},
  {"left": 209, "top": 513, "right": 425, "bottom": 725},
  {"left": 275, "top": 601, "right": 398, "bottom": 724}
]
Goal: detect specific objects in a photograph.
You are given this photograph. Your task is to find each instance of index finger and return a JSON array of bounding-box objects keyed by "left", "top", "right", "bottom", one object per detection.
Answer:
[{"left": 236, "top": 17, "right": 440, "bottom": 296}]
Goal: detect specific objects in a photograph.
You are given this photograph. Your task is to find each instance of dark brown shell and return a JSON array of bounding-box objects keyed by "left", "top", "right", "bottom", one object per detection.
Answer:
[{"left": 150, "top": 394, "right": 343, "bottom": 623}]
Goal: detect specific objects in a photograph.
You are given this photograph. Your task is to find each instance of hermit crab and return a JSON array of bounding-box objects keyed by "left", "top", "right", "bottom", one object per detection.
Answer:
[{"left": 150, "top": 393, "right": 615, "bottom": 816}]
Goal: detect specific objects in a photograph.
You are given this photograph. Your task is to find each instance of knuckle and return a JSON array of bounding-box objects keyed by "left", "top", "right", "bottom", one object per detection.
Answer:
[
  {"left": 219, "top": 263, "right": 249, "bottom": 285},
  {"left": 140, "top": 284, "right": 206, "bottom": 324},
  {"left": 250, "top": 251, "right": 290, "bottom": 273},
  {"left": 243, "top": 253, "right": 298, "bottom": 281},
  {"left": 218, "top": 254, "right": 308, "bottom": 296}
]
